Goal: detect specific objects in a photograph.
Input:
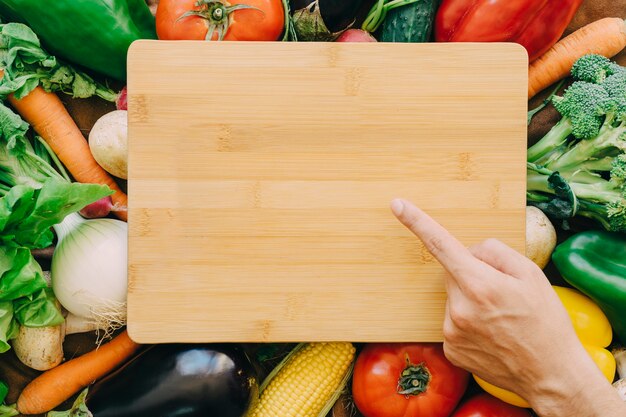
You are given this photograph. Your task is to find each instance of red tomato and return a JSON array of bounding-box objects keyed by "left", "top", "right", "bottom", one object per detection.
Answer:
[
  {"left": 352, "top": 343, "right": 469, "bottom": 417},
  {"left": 451, "top": 394, "right": 532, "bottom": 417},
  {"left": 156, "top": 0, "right": 284, "bottom": 41}
]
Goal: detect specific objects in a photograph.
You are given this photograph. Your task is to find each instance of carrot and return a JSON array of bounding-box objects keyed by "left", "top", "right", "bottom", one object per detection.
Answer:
[
  {"left": 528, "top": 18, "right": 626, "bottom": 99},
  {"left": 16, "top": 330, "right": 140, "bottom": 415},
  {"left": 0, "top": 70, "right": 128, "bottom": 221}
]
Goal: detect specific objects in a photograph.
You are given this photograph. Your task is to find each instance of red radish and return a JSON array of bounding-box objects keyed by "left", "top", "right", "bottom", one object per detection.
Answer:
[
  {"left": 336, "top": 29, "right": 377, "bottom": 42},
  {"left": 79, "top": 196, "right": 126, "bottom": 219},
  {"left": 116, "top": 86, "right": 128, "bottom": 110}
]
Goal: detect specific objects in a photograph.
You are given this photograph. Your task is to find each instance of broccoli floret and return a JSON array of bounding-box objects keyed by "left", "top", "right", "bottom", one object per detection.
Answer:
[
  {"left": 552, "top": 82, "right": 610, "bottom": 139},
  {"left": 571, "top": 54, "right": 617, "bottom": 83},
  {"left": 607, "top": 200, "right": 626, "bottom": 231},
  {"left": 544, "top": 83, "right": 626, "bottom": 171},
  {"left": 603, "top": 71, "right": 626, "bottom": 101},
  {"left": 611, "top": 154, "right": 626, "bottom": 186}
]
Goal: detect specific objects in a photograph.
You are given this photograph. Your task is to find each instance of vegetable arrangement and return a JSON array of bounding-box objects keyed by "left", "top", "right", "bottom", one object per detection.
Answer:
[{"left": 0, "top": 1, "right": 625, "bottom": 417}]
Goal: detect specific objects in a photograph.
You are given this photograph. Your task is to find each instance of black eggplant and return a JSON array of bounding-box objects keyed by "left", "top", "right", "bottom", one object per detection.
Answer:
[
  {"left": 291, "top": 0, "right": 365, "bottom": 41},
  {"left": 50, "top": 344, "right": 258, "bottom": 417}
]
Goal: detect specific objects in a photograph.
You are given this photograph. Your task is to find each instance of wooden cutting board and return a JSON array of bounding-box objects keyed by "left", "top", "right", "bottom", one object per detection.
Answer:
[{"left": 126, "top": 41, "right": 527, "bottom": 343}]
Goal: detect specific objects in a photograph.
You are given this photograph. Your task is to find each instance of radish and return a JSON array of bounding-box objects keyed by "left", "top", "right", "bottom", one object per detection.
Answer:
[
  {"left": 79, "top": 195, "right": 126, "bottom": 219},
  {"left": 336, "top": 29, "right": 377, "bottom": 42},
  {"left": 116, "top": 86, "right": 128, "bottom": 110}
]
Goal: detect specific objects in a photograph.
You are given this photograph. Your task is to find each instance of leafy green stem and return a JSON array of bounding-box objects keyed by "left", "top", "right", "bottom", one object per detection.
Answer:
[
  {"left": 362, "top": 0, "right": 423, "bottom": 32},
  {"left": 35, "top": 137, "right": 70, "bottom": 181}
]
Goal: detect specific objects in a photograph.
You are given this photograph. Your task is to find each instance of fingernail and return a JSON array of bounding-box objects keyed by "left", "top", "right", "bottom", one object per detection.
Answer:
[{"left": 390, "top": 199, "right": 405, "bottom": 216}]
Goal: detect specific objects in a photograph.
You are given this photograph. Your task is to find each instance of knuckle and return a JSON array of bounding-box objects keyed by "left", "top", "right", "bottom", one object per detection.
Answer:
[
  {"left": 448, "top": 305, "right": 471, "bottom": 329},
  {"left": 483, "top": 237, "right": 503, "bottom": 248},
  {"left": 442, "top": 319, "right": 457, "bottom": 341},
  {"left": 424, "top": 235, "right": 447, "bottom": 255}
]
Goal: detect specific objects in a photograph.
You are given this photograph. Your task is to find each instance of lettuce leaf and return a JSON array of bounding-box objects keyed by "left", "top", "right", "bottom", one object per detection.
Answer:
[
  {"left": 0, "top": 179, "right": 112, "bottom": 249},
  {"left": 0, "top": 23, "right": 117, "bottom": 101},
  {"left": 0, "top": 246, "right": 47, "bottom": 301},
  {"left": 0, "top": 301, "right": 17, "bottom": 353}
]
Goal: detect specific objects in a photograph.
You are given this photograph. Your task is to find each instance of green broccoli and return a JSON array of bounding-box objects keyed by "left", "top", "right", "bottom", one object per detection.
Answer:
[
  {"left": 571, "top": 54, "right": 617, "bottom": 83},
  {"left": 611, "top": 154, "right": 626, "bottom": 187},
  {"left": 603, "top": 71, "right": 626, "bottom": 100},
  {"left": 527, "top": 81, "right": 610, "bottom": 161},
  {"left": 527, "top": 57, "right": 626, "bottom": 232}
]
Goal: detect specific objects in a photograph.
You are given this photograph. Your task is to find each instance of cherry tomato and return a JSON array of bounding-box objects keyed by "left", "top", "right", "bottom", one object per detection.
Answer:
[
  {"left": 451, "top": 393, "right": 532, "bottom": 417},
  {"left": 156, "top": 0, "right": 284, "bottom": 41},
  {"left": 352, "top": 343, "right": 469, "bottom": 417}
]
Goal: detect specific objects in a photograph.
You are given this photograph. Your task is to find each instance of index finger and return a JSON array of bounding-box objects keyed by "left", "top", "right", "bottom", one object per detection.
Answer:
[{"left": 390, "top": 198, "right": 484, "bottom": 282}]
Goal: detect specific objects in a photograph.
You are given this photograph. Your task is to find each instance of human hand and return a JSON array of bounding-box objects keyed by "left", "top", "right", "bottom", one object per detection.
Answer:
[{"left": 390, "top": 199, "right": 625, "bottom": 417}]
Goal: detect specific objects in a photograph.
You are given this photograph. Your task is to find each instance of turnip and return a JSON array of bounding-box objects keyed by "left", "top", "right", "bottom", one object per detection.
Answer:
[
  {"left": 525, "top": 206, "right": 557, "bottom": 269},
  {"left": 335, "top": 29, "right": 377, "bottom": 42},
  {"left": 89, "top": 110, "right": 128, "bottom": 179},
  {"left": 12, "top": 324, "right": 64, "bottom": 371},
  {"left": 12, "top": 313, "right": 106, "bottom": 371}
]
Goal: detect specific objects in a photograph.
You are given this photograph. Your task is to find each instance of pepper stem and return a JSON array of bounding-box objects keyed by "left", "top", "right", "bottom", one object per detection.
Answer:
[
  {"left": 397, "top": 354, "right": 431, "bottom": 396},
  {"left": 178, "top": 0, "right": 262, "bottom": 41}
]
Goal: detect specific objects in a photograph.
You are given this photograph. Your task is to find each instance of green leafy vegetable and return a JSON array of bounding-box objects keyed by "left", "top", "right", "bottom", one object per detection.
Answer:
[
  {"left": 0, "top": 246, "right": 47, "bottom": 301},
  {"left": 0, "top": 381, "right": 18, "bottom": 417},
  {"left": 527, "top": 55, "right": 626, "bottom": 232},
  {"left": 0, "top": 180, "right": 113, "bottom": 248},
  {"left": 0, "top": 23, "right": 117, "bottom": 101},
  {"left": 0, "top": 382, "right": 7, "bottom": 405},
  {"left": 0, "top": 302, "right": 17, "bottom": 353}
]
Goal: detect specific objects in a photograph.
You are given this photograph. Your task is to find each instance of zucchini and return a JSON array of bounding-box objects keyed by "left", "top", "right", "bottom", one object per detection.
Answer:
[{"left": 380, "top": 0, "right": 438, "bottom": 43}]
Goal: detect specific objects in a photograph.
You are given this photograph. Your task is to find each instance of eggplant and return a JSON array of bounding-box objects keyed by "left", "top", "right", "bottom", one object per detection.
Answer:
[
  {"left": 51, "top": 344, "right": 258, "bottom": 417},
  {"left": 291, "top": 0, "right": 365, "bottom": 41}
]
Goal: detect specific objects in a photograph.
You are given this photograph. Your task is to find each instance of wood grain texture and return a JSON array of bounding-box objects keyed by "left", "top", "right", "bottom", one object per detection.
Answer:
[{"left": 127, "top": 41, "right": 528, "bottom": 343}]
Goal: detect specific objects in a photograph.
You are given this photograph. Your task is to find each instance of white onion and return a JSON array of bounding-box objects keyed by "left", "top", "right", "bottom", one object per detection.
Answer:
[{"left": 51, "top": 213, "right": 127, "bottom": 330}]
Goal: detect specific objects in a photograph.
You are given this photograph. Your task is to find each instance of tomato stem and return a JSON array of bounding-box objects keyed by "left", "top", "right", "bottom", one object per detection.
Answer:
[
  {"left": 178, "top": 0, "right": 262, "bottom": 41},
  {"left": 397, "top": 354, "right": 431, "bottom": 396}
]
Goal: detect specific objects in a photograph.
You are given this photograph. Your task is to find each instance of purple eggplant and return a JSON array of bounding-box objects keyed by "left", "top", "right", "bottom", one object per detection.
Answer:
[{"left": 51, "top": 344, "right": 258, "bottom": 417}]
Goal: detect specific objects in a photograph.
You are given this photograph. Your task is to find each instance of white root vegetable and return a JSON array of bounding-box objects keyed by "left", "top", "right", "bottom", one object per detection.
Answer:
[
  {"left": 12, "top": 325, "right": 64, "bottom": 371},
  {"left": 52, "top": 213, "right": 128, "bottom": 336},
  {"left": 89, "top": 110, "right": 128, "bottom": 179},
  {"left": 525, "top": 206, "right": 557, "bottom": 269},
  {"left": 64, "top": 312, "right": 104, "bottom": 335}
]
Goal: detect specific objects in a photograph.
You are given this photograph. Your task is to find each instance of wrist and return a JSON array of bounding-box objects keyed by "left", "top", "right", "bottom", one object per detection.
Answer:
[{"left": 526, "top": 347, "right": 622, "bottom": 417}]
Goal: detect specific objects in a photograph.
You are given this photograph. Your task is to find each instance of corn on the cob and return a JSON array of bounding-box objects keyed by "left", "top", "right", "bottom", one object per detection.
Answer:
[{"left": 248, "top": 342, "right": 356, "bottom": 417}]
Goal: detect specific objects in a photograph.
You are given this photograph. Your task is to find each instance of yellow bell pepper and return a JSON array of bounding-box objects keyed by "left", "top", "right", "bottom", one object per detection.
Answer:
[{"left": 474, "top": 286, "right": 616, "bottom": 408}]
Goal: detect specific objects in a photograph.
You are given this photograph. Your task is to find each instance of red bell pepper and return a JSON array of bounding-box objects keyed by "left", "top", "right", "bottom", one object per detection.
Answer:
[
  {"left": 434, "top": 0, "right": 584, "bottom": 62},
  {"left": 451, "top": 393, "right": 532, "bottom": 417}
]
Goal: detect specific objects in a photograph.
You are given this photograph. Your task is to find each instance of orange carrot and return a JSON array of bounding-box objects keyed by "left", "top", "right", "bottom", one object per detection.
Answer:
[
  {"left": 0, "top": 70, "right": 127, "bottom": 221},
  {"left": 528, "top": 18, "right": 626, "bottom": 99},
  {"left": 16, "top": 330, "right": 140, "bottom": 415}
]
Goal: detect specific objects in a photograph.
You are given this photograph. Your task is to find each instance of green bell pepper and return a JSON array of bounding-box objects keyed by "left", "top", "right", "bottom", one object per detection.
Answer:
[
  {"left": 0, "top": 0, "right": 157, "bottom": 81},
  {"left": 553, "top": 231, "right": 626, "bottom": 344}
]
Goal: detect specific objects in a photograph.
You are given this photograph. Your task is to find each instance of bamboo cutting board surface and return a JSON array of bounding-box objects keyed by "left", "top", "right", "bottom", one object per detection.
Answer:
[{"left": 127, "top": 41, "right": 528, "bottom": 343}]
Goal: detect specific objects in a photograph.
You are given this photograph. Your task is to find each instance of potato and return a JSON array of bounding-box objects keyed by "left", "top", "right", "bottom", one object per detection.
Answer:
[
  {"left": 526, "top": 206, "right": 557, "bottom": 269},
  {"left": 12, "top": 325, "right": 64, "bottom": 371},
  {"left": 89, "top": 110, "right": 128, "bottom": 179}
]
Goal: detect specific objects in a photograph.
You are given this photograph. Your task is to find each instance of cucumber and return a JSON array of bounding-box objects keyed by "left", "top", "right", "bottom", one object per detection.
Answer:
[{"left": 380, "top": 0, "right": 438, "bottom": 43}]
